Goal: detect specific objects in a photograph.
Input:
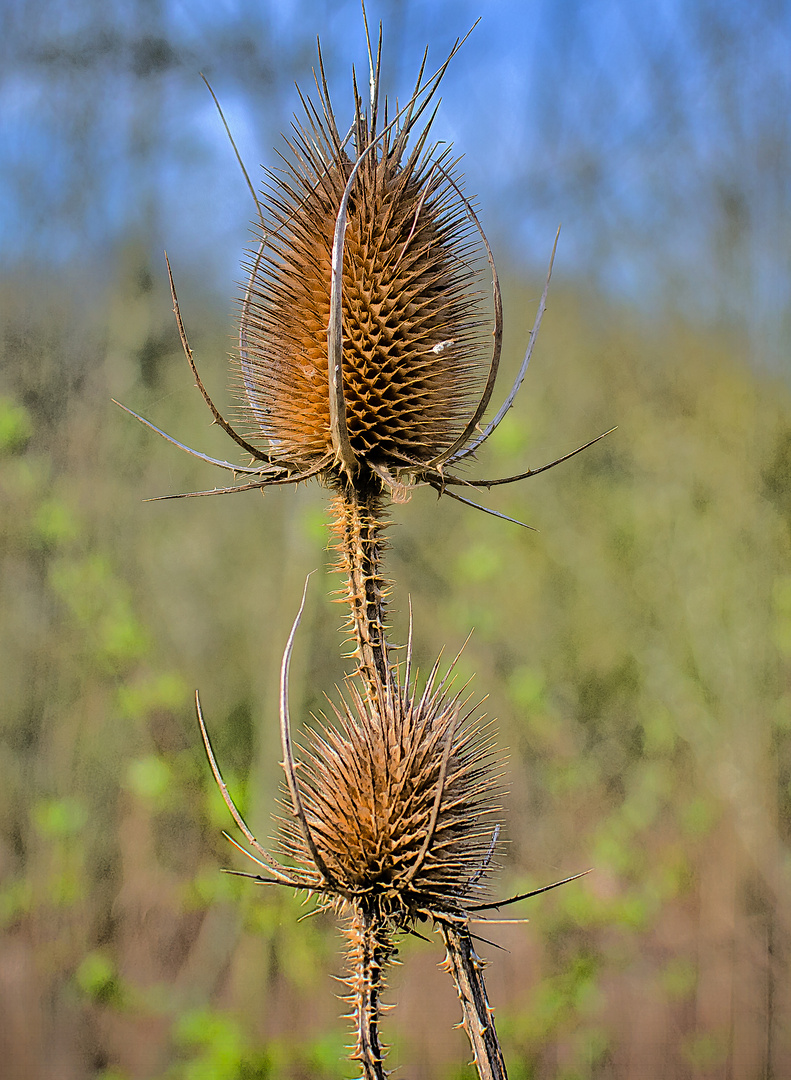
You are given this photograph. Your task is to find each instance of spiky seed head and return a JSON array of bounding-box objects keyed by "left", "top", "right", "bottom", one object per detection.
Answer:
[
  {"left": 235, "top": 48, "right": 493, "bottom": 480},
  {"left": 279, "top": 660, "right": 503, "bottom": 925}
]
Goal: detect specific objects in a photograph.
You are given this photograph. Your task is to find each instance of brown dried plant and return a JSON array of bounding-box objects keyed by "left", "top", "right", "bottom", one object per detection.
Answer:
[
  {"left": 119, "top": 11, "right": 600, "bottom": 1079},
  {"left": 197, "top": 583, "right": 584, "bottom": 1080},
  {"left": 114, "top": 16, "right": 608, "bottom": 692},
  {"left": 195, "top": 581, "right": 503, "bottom": 1076}
]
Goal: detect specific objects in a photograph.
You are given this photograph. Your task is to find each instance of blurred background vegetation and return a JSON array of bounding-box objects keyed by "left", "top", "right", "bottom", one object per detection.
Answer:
[{"left": 1, "top": 1, "right": 789, "bottom": 1077}]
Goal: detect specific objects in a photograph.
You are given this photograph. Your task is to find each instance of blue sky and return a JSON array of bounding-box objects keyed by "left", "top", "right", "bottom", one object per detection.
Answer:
[{"left": 1, "top": 0, "right": 788, "bottom": 365}]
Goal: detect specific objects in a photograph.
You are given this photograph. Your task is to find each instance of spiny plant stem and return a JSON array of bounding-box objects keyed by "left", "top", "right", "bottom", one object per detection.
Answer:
[
  {"left": 331, "top": 485, "right": 391, "bottom": 702},
  {"left": 331, "top": 482, "right": 511, "bottom": 1080},
  {"left": 345, "top": 904, "right": 393, "bottom": 1080},
  {"left": 330, "top": 485, "right": 394, "bottom": 1074},
  {"left": 439, "top": 921, "right": 508, "bottom": 1080}
]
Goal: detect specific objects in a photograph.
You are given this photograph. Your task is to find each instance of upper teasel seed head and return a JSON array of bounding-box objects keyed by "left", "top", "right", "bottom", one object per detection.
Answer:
[
  {"left": 117, "top": 22, "right": 604, "bottom": 519},
  {"left": 234, "top": 35, "right": 495, "bottom": 487}
]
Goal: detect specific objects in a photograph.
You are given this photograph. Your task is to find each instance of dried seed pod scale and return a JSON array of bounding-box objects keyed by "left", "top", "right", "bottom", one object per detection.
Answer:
[{"left": 118, "top": 10, "right": 603, "bottom": 1079}]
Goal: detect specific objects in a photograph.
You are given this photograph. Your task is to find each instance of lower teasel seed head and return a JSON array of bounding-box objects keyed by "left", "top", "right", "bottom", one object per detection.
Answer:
[
  {"left": 279, "top": 654, "right": 504, "bottom": 925},
  {"left": 196, "top": 580, "right": 511, "bottom": 1080},
  {"left": 275, "top": 646, "right": 504, "bottom": 1079}
]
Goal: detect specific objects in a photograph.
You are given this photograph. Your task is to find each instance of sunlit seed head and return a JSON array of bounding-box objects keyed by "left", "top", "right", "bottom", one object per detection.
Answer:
[
  {"left": 234, "top": 46, "right": 493, "bottom": 479},
  {"left": 279, "top": 662, "right": 503, "bottom": 923}
]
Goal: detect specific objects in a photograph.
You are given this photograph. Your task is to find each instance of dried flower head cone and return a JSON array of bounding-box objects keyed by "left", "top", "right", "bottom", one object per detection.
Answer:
[
  {"left": 235, "top": 35, "right": 495, "bottom": 485},
  {"left": 196, "top": 585, "right": 507, "bottom": 1080},
  {"left": 116, "top": 32, "right": 608, "bottom": 523},
  {"left": 275, "top": 611, "right": 503, "bottom": 1079},
  {"left": 280, "top": 656, "right": 502, "bottom": 920}
]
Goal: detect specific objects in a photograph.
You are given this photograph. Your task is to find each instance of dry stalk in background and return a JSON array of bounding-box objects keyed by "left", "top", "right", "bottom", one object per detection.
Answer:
[{"left": 118, "top": 9, "right": 605, "bottom": 1078}]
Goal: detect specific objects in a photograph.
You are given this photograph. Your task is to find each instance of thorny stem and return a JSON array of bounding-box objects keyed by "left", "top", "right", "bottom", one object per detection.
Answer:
[
  {"left": 345, "top": 903, "right": 393, "bottom": 1080},
  {"left": 332, "top": 481, "right": 512, "bottom": 1080},
  {"left": 331, "top": 485, "right": 391, "bottom": 703},
  {"left": 439, "top": 921, "right": 508, "bottom": 1080}
]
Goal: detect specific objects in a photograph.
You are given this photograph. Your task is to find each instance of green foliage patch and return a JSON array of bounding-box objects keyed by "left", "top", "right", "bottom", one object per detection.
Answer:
[{"left": 1, "top": 265, "right": 789, "bottom": 1077}]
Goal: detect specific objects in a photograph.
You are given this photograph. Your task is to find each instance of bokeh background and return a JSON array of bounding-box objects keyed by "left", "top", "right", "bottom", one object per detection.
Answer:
[{"left": 1, "top": 1, "right": 790, "bottom": 1077}]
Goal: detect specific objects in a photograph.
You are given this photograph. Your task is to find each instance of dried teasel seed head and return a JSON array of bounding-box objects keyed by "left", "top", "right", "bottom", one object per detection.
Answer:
[
  {"left": 235, "top": 35, "right": 494, "bottom": 485},
  {"left": 279, "top": 652, "right": 504, "bottom": 925},
  {"left": 118, "top": 29, "right": 605, "bottom": 520}
]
